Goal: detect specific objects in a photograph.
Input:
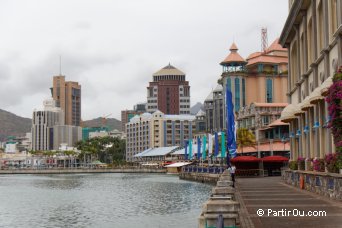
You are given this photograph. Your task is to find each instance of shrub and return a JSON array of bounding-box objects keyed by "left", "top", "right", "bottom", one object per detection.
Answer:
[
  {"left": 313, "top": 158, "right": 325, "bottom": 172},
  {"left": 297, "top": 157, "right": 305, "bottom": 170},
  {"left": 289, "top": 161, "right": 298, "bottom": 170},
  {"left": 325, "top": 153, "right": 339, "bottom": 173}
]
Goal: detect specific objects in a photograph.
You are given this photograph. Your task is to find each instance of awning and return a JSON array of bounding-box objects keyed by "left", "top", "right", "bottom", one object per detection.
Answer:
[
  {"left": 300, "top": 95, "right": 314, "bottom": 110},
  {"left": 231, "top": 156, "right": 261, "bottom": 163},
  {"left": 280, "top": 104, "right": 298, "bottom": 122},
  {"left": 309, "top": 86, "right": 325, "bottom": 104},
  {"left": 320, "top": 76, "right": 333, "bottom": 96},
  {"left": 164, "top": 162, "right": 192, "bottom": 168},
  {"left": 268, "top": 119, "right": 289, "bottom": 127},
  {"left": 262, "top": 156, "right": 289, "bottom": 163}
]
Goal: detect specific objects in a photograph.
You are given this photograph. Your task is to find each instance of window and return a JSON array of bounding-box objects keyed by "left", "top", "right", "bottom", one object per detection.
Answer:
[
  {"left": 235, "top": 78, "right": 240, "bottom": 111},
  {"left": 227, "top": 78, "right": 231, "bottom": 91},
  {"left": 274, "top": 65, "right": 278, "bottom": 74},
  {"left": 266, "top": 78, "right": 273, "bottom": 103},
  {"left": 258, "top": 64, "right": 264, "bottom": 73}
]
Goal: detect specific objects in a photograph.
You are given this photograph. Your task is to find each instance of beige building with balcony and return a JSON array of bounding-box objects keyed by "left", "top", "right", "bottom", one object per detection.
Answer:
[
  {"left": 125, "top": 111, "right": 195, "bottom": 162},
  {"left": 280, "top": 0, "right": 341, "bottom": 161}
]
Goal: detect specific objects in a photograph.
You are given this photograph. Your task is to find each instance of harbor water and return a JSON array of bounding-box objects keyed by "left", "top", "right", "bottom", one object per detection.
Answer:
[{"left": 0, "top": 173, "right": 212, "bottom": 228}]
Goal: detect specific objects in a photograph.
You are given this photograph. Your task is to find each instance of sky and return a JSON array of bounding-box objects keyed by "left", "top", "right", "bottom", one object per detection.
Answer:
[{"left": 0, "top": 0, "right": 289, "bottom": 120}]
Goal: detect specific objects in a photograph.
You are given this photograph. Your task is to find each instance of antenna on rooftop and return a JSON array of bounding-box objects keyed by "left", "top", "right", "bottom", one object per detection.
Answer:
[{"left": 261, "top": 27, "right": 268, "bottom": 52}]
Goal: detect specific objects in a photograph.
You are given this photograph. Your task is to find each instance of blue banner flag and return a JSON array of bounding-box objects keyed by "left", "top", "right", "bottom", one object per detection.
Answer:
[
  {"left": 214, "top": 132, "right": 219, "bottom": 157},
  {"left": 202, "top": 135, "right": 207, "bottom": 160},
  {"left": 226, "top": 85, "right": 237, "bottom": 161}
]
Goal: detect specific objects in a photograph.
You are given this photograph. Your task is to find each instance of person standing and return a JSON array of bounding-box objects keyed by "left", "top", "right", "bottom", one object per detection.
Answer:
[{"left": 228, "top": 164, "right": 236, "bottom": 187}]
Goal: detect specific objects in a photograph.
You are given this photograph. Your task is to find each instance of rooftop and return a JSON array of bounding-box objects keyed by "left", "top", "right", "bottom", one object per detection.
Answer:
[
  {"left": 153, "top": 63, "right": 185, "bottom": 76},
  {"left": 220, "top": 42, "right": 246, "bottom": 65}
]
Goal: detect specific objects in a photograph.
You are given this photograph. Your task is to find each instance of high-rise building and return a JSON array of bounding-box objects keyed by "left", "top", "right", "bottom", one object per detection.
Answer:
[
  {"left": 51, "top": 75, "right": 81, "bottom": 126},
  {"left": 52, "top": 125, "right": 82, "bottom": 150},
  {"left": 125, "top": 110, "right": 195, "bottom": 162},
  {"left": 204, "top": 84, "right": 224, "bottom": 132},
  {"left": 279, "top": 0, "right": 341, "bottom": 162},
  {"left": 147, "top": 64, "right": 190, "bottom": 115},
  {"left": 31, "top": 99, "right": 64, "bottom": 151}
]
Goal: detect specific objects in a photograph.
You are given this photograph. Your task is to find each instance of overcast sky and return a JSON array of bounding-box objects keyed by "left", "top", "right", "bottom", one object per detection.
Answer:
[{"left": 0, "top": 0, "right": 288, "bottom": 120}]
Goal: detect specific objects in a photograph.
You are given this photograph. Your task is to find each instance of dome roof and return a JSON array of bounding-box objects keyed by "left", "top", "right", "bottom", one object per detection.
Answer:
[
  {"left": 220, "top": 42, "right": 246, "bottom": 66},
  {"left": 153, "top": 63, "right": 185, "bottom": 76}
]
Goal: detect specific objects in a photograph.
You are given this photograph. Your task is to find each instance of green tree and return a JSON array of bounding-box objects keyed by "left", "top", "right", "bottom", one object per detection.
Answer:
[
  {"left": 236, "top": 128, "right": 256, "bottom": 153},
  {"left": 75, "top": 136, "right": 126, "bottom": 166}
]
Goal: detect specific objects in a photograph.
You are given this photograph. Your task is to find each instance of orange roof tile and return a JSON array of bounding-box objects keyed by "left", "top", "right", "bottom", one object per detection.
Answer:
[
  {"left": 220, "top": 42, "right": 246, "bottom": 65},
  {"left": 266, "top": 38, "right": 287, "bottom": 53},
  {"left": 247, "top": 52, "right": 262, "bottom": 60},
  {"left": 230, "top": 42, "right": 238, "bottom": 51},
  {"left": 246, "top": 55, "right": 288, "bottom": 66}
]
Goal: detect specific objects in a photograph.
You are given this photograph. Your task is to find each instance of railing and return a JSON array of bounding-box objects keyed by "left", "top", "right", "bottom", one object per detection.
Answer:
[
  {"left": 182, "top": 166, "right": 264, "bottom": 176},
  {"left": 182, "top": 166, "right": 226, "bottom": 174}
]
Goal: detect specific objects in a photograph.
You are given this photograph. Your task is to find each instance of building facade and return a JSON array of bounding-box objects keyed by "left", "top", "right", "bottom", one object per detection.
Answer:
[
  {"left": 203, "top": 84, "right": 225, "bottom": 132},
  {"left": 221, "top": 41, "right": 288, "bottom": 116},
  {"left": 279, "top": 0, "right": 341, "bottom": 161},
  {"left": 237, "top": 102, "right": 289, "bottom": 141},
  {"left": 31, "top": 99, "right": 65, "bottom": 151},
  {"left": 51, "top": 75, "right": 81, "bottom": 126},
  {"left": 125, "top": 111, "right": 195, "bottom": 162},
  {"left": 52, "top": 125, "right": 82, "bottom": 150},
  {"left": 147, "top": 64, "right": 190, "bottom": 115},
  {"left": 121, "top": 109, "right": 145, "bottom": 133}
]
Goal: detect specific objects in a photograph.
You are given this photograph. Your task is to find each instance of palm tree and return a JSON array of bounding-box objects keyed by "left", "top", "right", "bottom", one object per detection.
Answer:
[{"left": 237, "top": 128, "right": 256, "bottom": 153}]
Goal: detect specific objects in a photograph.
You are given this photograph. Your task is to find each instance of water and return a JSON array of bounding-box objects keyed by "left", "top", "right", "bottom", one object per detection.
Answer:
[{"left": 0, "top": 174, "right": 212, "bottom": 228}]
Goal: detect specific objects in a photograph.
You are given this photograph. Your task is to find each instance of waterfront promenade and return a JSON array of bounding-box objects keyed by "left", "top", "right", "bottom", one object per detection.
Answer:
[
  {"left": 0, "top": 167, "right": 166, "bottom": 174},
  {"left": 236, "top": 177, "right": 342, "bottom": 228}
]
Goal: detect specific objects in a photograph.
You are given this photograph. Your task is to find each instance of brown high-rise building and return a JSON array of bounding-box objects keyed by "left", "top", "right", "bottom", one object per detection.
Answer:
[
  {"left": 51, "top": 75, "right": 81, "bottom": 126},
  {"left": 147, "top": 64, "right": 190, "bottom": 115}
]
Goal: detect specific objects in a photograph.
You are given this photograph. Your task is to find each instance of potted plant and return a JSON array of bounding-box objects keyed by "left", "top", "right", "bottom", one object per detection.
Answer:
[
  {"left": 313, "top": 158, "right": 325, "bottom": 172},
  {"left": 325, "top": 153, "right": 339, "bottom": 173},
  {"left": 289, "top": 161, "right": 298, "bottom": 170},
  {"left": 306, "top": 158, "right": 313, "bottom": 171}
]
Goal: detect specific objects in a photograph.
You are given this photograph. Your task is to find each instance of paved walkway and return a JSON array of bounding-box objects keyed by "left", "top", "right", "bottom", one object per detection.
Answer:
[{"left": 235, "top": 176, "right": 342, "bottom": 228}]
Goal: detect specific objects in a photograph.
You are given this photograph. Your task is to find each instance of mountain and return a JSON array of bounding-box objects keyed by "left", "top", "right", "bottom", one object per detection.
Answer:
[
  {"left": 82, "top": 117, "right": 121, "bottom": 131},
  {"left": 190, "top": 102, "right": 204, "bottom": 115},
  {"left": 0, "top": 109, "right": 32, "bottom": 141}
]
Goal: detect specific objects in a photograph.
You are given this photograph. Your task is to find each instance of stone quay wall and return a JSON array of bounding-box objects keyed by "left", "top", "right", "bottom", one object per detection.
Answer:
[
  {"left": 179, "top": 172, "right": 220, "bottom": 184},
  {"left": 198, "top": 170, "right": 240, "bottom": 228},
  {"left": 282, "top": 170, "right": 342, "bottom": 201}
]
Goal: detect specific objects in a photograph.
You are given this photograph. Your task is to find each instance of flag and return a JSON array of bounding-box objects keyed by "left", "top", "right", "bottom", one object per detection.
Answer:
[
  {"left": 226, "top": 86, "right": 237, "bottom": 161},
  {"left": 214, "top": 132, "right": 219, "bottom": 157},
  {"left": 197, "top": 137, "right": 201, "bottom": 159},
  {"left": 208, "top": 134, "right": 213, "bottom": 156},
  {"left": 189, "top": 139, "right": 193, "bottom": 160},
  {"left": 221, "top": 131, "right": 226, "bottom": 158},
  {"left": 202, "top": 135, "right": 207, "bottom": 159}
]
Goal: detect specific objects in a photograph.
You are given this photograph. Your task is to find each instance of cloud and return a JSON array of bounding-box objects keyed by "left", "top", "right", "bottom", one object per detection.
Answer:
[{"left": 0, "top": 0, "right": 289, "bottom": 120}]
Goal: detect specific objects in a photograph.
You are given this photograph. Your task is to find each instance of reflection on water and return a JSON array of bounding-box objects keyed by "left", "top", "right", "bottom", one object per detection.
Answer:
[{"left": 0, "top": 174, "right": 212, "bottom": 228}]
